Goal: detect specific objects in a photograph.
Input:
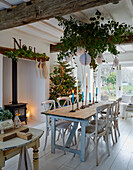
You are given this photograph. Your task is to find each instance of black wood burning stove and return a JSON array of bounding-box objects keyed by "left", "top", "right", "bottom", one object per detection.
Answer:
[{"left": 4, "top": 59, "right": 27, "bottom": 124}]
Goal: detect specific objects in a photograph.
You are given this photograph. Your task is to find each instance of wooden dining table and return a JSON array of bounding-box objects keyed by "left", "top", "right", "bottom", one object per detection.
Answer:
[{"left": 41, "top": 102, "right": 110, "bottom": 162}]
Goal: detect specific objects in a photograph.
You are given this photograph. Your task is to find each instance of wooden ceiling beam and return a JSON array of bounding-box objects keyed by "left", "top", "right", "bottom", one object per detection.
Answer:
[
  {"left": 0, "top": 0, "right": 120, "bottom": 31},
  {"left": 22, "top": 0, "right": 30, "bottom": 2},
  {"left": 0, "top": 0, "right": 11, "bottom": 8},
  {"left": 50, "top": 35, "right": 133, "bottom": 53}
]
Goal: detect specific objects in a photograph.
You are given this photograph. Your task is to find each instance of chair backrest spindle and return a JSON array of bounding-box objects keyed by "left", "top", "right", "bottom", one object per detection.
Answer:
[
  {"left": 57, "top": 97, "right": 71, "bottom": 107},
  {"left": 95, "top": 104, "right": 110, "bottom": 135}
]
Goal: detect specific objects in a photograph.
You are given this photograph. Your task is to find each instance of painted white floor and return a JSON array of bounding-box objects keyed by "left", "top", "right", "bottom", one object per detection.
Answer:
[{"left": 2, "top": 117, "right": 133, "bottom": 170}]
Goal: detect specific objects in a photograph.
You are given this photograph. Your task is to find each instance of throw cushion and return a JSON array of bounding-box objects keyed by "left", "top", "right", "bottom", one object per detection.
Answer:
[{"left": 121, "top": 95, "right": 131, "bottom": 103}]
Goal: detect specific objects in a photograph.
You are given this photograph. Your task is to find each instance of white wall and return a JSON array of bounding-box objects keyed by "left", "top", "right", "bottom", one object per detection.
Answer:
[
  {"left": 0, "top": 54, "right": 3, "bottom": 107},
  {"left": 0, "top": 29, "right": 50, "bottom": 122}
]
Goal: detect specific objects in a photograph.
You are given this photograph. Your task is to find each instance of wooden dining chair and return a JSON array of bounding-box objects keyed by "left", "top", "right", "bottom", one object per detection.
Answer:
[
  {"left": 41, "top": 100, "right": 72, "bottom": 151},
  {"left": 56, "top": 97, "right": 76, "bottom": 145},
  {"left": 76, "top": 104, "right": 110, "bottom": 166},
  {"left": 111, "top": 98, "right": 122, "bottom": 142},
  {"left": 57, "top": 96, "right": 71, "bottom": 107},
  {"left": 88, "top": 103, "right": 114, "bottom": 145}
]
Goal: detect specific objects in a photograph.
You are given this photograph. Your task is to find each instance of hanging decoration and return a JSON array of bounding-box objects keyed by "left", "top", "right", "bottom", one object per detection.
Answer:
[
  {"left": 35, "top": 58, "right": 38, "bottom": 76},
  {"left": 57, "top": 11, "right": 133, "bottom": 70},
  {"left": 76, "top": 47, "right": 86, "bottom": 56},
  {"left": 79, "top": 53, "right": 91, "bottom": 66},
  {"left": 113, "top": 56, "right": 119, "bottom": 67},
  {"left": 96, "top": 53, "right": 103, "bottom": 65},
  {"left": 38, "top": 59, "right": 43, "bottom": 78},
  {"left": 42, "top": 62, "right": 48, "bottom": 79}
]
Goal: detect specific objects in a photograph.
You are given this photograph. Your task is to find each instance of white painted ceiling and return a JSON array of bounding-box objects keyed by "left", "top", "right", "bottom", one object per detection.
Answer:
[{"left": 0, "top": 0, "right": 133, "bottom": 63}]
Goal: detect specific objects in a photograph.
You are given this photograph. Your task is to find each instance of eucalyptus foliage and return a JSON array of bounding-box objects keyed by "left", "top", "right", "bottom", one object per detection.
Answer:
[
  {"left": 57, "top": 11, "right": 133, "bottom": 70},
  {"left": 0, "top": 109, "right": 13, "bottom": 121},
  {"left": 5, "top": 45, "right": 49, "bottom": 62}
]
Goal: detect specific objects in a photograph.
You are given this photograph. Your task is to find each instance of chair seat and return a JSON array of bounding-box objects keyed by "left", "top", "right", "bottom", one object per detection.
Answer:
[
  {"left": 78, "top": 124, "right": 104, "bottom": 134},
  {"left": 89, "top": 119, "right": 106, "bottom": 129},
  {"left": 56, "top": 120, "right": 72, "bottom": 129}
]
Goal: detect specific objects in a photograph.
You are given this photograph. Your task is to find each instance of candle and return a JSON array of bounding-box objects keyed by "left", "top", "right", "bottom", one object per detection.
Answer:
[
  {"left": 77, "top": 79, "right": 79, "bottom": 103},
  {"left": 85, "top": 73, "right": 88, "bottom": 105},
  {"left": 93, "top": 80, "right": 94, "bottom": 104},
  {"left": 86, "top": 73, "right": 88, "bottom": 86},
  {"left": 89, "top": 92, "right": 91, "bottom": 102},
  {"left": 96, "top": 87, "right": 98, "bottom": 95},
  {"left": 82, "top": 89, "right": 84, "bottom": 102},
  {"left": 72, "top": 90, "right": 74, "bottom": 104}
]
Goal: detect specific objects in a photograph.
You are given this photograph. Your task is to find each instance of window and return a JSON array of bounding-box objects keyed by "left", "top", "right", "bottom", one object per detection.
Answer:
[
  {"left": 122, "top": 67, "right": 133, "bottom": 95},
  {"left": 101, "top": 66, "right": 116, "bottom": 101}
]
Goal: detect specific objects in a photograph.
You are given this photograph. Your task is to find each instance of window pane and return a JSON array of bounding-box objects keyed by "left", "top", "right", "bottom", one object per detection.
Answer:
[
  {"left": 122, "top": 67, "right": 133, "bottom": 95},
  {"left": 101, "top": 66, "right": 116, "bottom": 101}
]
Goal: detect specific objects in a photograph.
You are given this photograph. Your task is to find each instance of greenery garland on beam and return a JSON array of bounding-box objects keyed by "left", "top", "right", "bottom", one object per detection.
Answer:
[
  {"left": 4, "top": 46, "right": 49, "bottom": 62},
  {"left": 57, "top": 11, "right": 133, "bottom": 70}
]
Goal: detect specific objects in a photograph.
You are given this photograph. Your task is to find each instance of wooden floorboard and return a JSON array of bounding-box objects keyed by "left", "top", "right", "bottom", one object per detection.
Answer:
[{"left": 3, "top": 117, "right": 133, "bottom": 170}]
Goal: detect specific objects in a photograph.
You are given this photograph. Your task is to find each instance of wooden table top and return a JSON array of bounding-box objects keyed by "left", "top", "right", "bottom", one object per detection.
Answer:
[
  {"left": 0, "top": 127, "right": 44, "bottom": 151},
  {"left": 41, "top": 102, "right": 111, "bottom": 120}
]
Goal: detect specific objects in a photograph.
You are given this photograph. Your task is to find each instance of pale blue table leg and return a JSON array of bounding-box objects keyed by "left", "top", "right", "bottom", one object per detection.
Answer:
[
  {"left": 65, "top": 122, "right": 78, "bottom": 148},
  {"left": 81, "top": 121, "right": 86, "bottom": 162},
  {"left": 51, "top": 117, "right": 55, "bottom": 153}
]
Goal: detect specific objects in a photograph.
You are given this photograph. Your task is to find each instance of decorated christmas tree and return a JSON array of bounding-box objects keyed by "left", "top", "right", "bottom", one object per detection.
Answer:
[{"left": 49, "top": 60, "right": 81, "bottom": 102}]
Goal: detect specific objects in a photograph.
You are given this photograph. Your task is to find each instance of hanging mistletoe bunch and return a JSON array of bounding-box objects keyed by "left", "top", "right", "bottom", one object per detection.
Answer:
[{"left": 57, "top": 11, "right": 133, "bottom": 70}]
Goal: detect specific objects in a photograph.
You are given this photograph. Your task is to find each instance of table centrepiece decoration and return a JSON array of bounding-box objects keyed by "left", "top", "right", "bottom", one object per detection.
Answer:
[
  {"left": 80, "top": 89, "right": 85, "bottom": 109},
  {"left": 70, "top": 90, "right": 76, "bottom": 112}
]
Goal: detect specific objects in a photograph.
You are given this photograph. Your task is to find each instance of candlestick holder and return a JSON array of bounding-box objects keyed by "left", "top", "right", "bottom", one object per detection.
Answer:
[
  {"left": 92, "top": 97, "right": 95, "bottom": 104},
  {"left": 80, "top": 101, "right": 85, "bottom": 109},
  {"left": 70, "top": 103, "right": 76, "bottom": 112},
  {"left": 75, "top": 102, "right": 80, "bottom": 110},
  {"left": 95, "top": 94, "right": 98, "bottom": 103},
  {"left": 88, "top": 100, "right": 92, "bottom": 106}
]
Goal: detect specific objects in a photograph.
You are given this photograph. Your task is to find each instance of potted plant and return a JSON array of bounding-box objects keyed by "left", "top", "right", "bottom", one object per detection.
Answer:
[{"left": 0, "top": 109, "right": 14, "bottom": 134}]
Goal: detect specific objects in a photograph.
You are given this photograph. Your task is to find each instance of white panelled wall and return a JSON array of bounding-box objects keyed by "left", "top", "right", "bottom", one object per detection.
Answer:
[
  {"left": 0, "top": 29, "right": 50, "bottom": 122},
  {"left": 0, "top": 54, "right": 3, "bottom": 107}
]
